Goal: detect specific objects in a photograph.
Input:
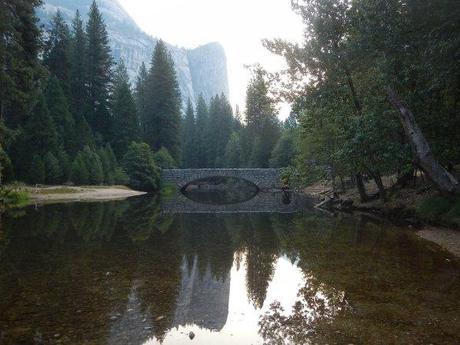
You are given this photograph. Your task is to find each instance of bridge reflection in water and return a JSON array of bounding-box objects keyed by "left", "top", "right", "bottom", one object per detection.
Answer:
[{"left": 161, "top": 191, "right": 312, "bottom": 214}]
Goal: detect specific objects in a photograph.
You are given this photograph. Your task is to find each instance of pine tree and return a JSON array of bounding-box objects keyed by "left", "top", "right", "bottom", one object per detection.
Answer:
[
  {"left": 44, "top": 10, "right": 71, "bottom": 96},
  {"left": 270, "top": 131, "right": 297, "bottom": 168},
  {"left": 135, "top": 62, "right": 149, "bottom": 137},
  {"left": 206, "top": 94, "right": 234, "bottom": 167},
  {"left": 144, "top": 40, "right": 182, "bottom": 161},
  {"left": 29, "top": 155, "right": 46, "bottom": 184},
  {"left": 44, "top": 152, "right": 62, "bottom": 184},
  {"left": 224, "top": 132, "right": 242, "bottom": 168},
  {"left": 0, "top": 0, "right": 43, "bottom": 127},
  {"left": 111, "top": 61, "right": 140, "bottom": 157},
  {"left": 242, "top": 67, "right": 280, "bottom": 167},
  {"left": 182, "top": 99, "right": 197, "bottom": 168},
  {"left": 69, "top": 10, "right": 88, "bottom": 121},
  {"left": 85, "top": 0, "right": 113, "bottom": 140},
  {"left": 0, "top": 145, "right": 13, "bottom": 184},
  {"left": 70, "top": 152, "right": 89, "bottom": 185},
  {"left": 57, "top": 150, "right": 71, "bottom": 182},
  {"left": 98, "top": 144, "right": 118, "bottom": 184},
  {"left": 248, "top": 117, "right": 280, "bottom": 168},
  {"left": 195, "top": 94, "right": 209, "bottom": 167},
  {"left": 14, "top": 94, "right": 59, "bottom": 180},
  {"left": 82, "top": 146, "right": 104, "bottom": 184},
  {"left": 45, "top": 76, "right": 77, "bottom": 154}
]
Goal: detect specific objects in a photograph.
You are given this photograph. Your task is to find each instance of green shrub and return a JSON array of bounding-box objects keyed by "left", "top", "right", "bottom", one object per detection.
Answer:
[
  {"left": 153, "top": 147, "right": 177, "bottom": 169},
  {"left": 416, "top": 196, "right": 460, "bottom": 226},
  {"left": 416, "top": 196, "right": 452, "bottom": 222},
  {"left": 0, "top": 187, "right": 29, "bottom": 209},
  {"left": 112, "top": 167, "right": 129, "bottom": 185},
  {"left": 122, "top": 142, "right": 159, "bottom": 192},
  {"left": 446, "top": 199, "right": 460, "bottom": 226}
]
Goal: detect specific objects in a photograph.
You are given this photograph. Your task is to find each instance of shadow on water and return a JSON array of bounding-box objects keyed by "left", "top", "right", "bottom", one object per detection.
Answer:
[
  {"left": 0, "top": 195, "right": 459, "bottom": 344},
  {"left": 181, "top": 176, "right": 259, "bottom": 205}
]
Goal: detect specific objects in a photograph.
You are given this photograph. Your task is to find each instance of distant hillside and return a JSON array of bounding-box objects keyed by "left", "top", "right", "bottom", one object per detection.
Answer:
[{"left": 37, "top": 0, "right": 229, "bottom": 106}]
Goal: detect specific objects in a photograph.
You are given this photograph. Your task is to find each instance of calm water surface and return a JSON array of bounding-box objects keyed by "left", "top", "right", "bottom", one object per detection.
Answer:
[{"left": 0, "top": 193, "right": 459, "bottom": 345}]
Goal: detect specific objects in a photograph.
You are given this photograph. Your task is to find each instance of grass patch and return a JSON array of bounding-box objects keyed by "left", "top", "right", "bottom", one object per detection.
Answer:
[
  {"left": 416, "top": 195, "right": 460, "bottom": 226},
  {"left": 0, "top": 188, "right": 30, "bottom": 209},
  {"left": 160, "top": 183, "right": 177, "bottom": 198},
  {"left": 80, "top": 185, "right": 132, "bottom": 190},
  {"left": 36, "top": 187, "right": 80, "bottom": 195}
]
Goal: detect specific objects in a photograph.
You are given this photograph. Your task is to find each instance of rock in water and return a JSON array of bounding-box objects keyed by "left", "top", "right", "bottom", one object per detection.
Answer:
[{"left": 189, "top": 331, "right": 195, "bottom": 340}]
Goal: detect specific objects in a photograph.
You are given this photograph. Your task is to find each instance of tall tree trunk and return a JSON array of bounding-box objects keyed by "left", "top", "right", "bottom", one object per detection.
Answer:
[
  {"left": 355, "top": 173, "right": 369, "bottom": 202},
  {"left": 386, "top": 87, "right": 460, "bottom": 195},
  {"left": 367, "top": 169, "right": 387, "bottom": 201}
]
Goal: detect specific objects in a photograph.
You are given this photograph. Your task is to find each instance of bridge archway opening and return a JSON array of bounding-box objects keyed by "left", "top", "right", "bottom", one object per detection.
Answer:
[{"left": 181, "top": 176, "right": 259, "bottom": 205}]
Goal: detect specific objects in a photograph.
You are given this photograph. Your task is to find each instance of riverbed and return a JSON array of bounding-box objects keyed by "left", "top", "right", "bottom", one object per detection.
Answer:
[{"left": 0, "top": 193, "right": 459, "bottom": 344}]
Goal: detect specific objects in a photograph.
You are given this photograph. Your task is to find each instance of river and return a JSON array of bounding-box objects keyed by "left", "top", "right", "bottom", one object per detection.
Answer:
[{"left": 0, "top": 191, "right": 459, "bottom": 344}]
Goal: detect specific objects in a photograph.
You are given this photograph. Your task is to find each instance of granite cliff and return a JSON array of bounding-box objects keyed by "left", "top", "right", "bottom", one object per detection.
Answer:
[{"left": 37, "top": 0, "right": 229, "bottom": 106}]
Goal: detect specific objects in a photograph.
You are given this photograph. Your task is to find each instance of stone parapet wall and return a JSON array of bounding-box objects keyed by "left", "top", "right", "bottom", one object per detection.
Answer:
[{"left": 161, "top": 169, "right": 282, "bottom": 190}]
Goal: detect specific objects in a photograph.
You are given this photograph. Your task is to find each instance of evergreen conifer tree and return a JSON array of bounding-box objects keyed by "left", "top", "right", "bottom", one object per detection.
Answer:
[
  {"left": 182, "top": 99, "right": 197, "bottom": 168},
  {"left": 14, "top": 94, "right": 59, "bottom": 180},
  {"left": 82, "top": 146, "right": 104, "bottom": 184},
  {"left": 69, "top": 10, "right": 88, "bottom": 121},
  {"left": 44, "top": 10, "right": 71, "bottom": 96},
  {"left": 206, "top": 94, "right": 234, "bottom": 167},
  {"left": 30, "top": 155, "right": 46, "bottom": 184},
  {"left": 144, "top": 40, "right": 182, "bottom": 161},
  {"left": 97, "top": 144, "right": 118, "bottom": 184},
  {"left": 44, "top": 152, "right": 62, "bottom": 184},
  {"left": 242, "top": 67, "right": 280, "bottom": 167},
  {"left": 57, "top": 150, "right": 71, "bottom": 183},
  {"left": 0, "top": 0, "right": 43, "bottom": 127},
  {"left": 85, "top": 0, "right": 113, "bottom": 140},
  {"left": 70, "top": 152, "right": 89, "bottom": 185},
  {"left": 270, "top": 131, "right": 297, "bottom": 168},
  {"left": 224, "top": 132, "right": 242, "bottom": 168},
  {"left": 135, "top": 62, "right": 149, "bottom": 136},
  {"left": 111, "top": 61, "right": 140, "bottom": 157},
  {"left": 45, "top": 76, "right": 77, "bottom": 154},
  {"left": 195, "top": 94, "right": 209, "bottom": 167}
]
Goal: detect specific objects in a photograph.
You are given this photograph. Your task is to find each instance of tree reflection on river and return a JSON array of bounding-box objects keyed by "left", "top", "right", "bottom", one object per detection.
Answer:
[{"left": 0, "top": 195, "right": 459, "bottom": 344}]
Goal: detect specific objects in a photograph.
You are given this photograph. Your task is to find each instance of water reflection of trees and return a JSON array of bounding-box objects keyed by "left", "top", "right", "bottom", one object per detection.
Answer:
[
  {"left": 2, "top": 201, "right": 459, "bottom": 345},
  {"left": 0, "top": 199, "right": 289, "bottom": 343},
  {"left": 259, "top": 214, "right": 460, "bottom": 345}
]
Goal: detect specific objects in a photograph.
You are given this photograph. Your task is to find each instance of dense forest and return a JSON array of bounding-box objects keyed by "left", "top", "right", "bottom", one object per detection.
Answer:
[
  {"left": 2, "top": 0, "right": 459, "bottom": 198},
  {"left": 264, "top": 0, "right": 460, "bottom": 199},
  {"left": 0, "top": 0, "right": 293, "bottom": 192}
]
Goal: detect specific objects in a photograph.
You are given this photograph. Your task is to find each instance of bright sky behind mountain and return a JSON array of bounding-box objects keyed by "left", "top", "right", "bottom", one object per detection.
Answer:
[{"left": 118, "top": 0, "right": 304, "bottom": 118}]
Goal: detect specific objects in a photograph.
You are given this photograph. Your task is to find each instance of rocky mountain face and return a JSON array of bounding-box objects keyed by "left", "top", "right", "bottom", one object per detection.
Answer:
[{"left": 37, "top": 0, "right": 229, "bottom": 106}]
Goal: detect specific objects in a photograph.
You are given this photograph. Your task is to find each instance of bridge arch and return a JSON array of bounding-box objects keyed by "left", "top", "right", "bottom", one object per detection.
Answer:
[{"left": 161, "top": 169, "right": 282, "bottom": 190}]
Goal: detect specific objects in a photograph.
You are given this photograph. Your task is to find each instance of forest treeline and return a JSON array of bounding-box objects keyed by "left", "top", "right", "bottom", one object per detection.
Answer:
[
  {"left": 0, "top": 0, "right": 294, "bottom": 192},
  {"left": 264, "top": 0, "right": 460, "bottom": 199}
]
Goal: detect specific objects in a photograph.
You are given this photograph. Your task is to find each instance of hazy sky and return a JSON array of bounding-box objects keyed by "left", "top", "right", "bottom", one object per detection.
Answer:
[{"left": 118, "top": 0, "right": 304, "bottom": 117}]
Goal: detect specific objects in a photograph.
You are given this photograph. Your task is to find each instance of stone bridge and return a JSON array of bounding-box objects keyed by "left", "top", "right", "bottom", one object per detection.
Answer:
[
  {"left": 161, "top": 192, "right": 310, "bottom": 214},
  {"left": 161, "top": 169, "right": 282, "bottom": 190}
]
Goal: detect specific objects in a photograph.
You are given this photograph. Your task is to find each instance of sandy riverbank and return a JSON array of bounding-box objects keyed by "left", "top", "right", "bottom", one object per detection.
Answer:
[
  {"left": 417, "top": 227, "right": 460, "bottom": 258},
  {"left": 26, "top": 186, "right": 147, "bottom": 204}
]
